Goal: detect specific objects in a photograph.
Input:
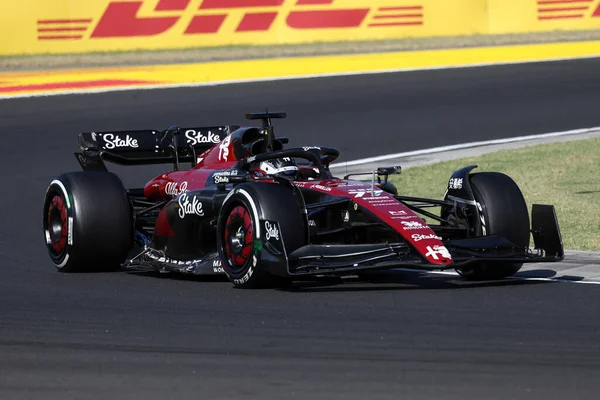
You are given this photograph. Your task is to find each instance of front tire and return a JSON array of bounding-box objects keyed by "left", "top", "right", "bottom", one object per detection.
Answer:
[
  {"left": 42, "top": 171, "right": 133, "bottom": 272},
  {"left": 455, "top": 172, "right": 530, "bottom": 280},
  {"left": 218, "top": 183, "right": 307, "bottom": 289}
]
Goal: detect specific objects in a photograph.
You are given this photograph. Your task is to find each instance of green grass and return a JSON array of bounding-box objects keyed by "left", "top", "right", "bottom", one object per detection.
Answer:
[{"left": 388, "top": 138, "right": 600, "bottom": 251}]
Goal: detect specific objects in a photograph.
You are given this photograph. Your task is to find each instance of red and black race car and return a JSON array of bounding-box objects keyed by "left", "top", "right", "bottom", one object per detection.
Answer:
[{"left": 43, "top": 112, "right": 564, "bottom": 288}]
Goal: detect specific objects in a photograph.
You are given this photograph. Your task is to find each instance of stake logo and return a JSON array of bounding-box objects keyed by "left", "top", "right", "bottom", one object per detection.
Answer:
[
  {"left": 36, "top": 0, "right": 426, "bottom": 41},
  {"left": 178, "top": 193, "right": 204, "bottom": 218}
]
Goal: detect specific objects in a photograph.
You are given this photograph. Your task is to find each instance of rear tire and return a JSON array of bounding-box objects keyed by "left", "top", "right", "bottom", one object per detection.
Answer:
[
  {"left": 218, "top": 183, "right": 307, "bottom": 289},
  {"left": 455, "top": 172, "right": 530, "bottom": 280},
  {"left": 42, "top": 171, "right": 133, "bottom": 272}
]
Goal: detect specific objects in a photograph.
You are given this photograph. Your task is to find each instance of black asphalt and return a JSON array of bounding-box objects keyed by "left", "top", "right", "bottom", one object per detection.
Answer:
[{"left": 2, "top": 58, "right": 600, "bottom": 399}]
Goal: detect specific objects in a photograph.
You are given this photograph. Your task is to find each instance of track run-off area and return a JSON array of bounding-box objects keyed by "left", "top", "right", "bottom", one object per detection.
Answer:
[{"left": 1, "top": 49, "right": 600, "bottom": 399}]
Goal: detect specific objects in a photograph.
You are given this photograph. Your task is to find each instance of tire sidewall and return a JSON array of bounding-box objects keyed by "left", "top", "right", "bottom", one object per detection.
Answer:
[
  {"left": 218, "top": 191, "right": 261, "bottom": 287},
  {"left": 43, "top": 180, "right": 74, "bottom": 271}
]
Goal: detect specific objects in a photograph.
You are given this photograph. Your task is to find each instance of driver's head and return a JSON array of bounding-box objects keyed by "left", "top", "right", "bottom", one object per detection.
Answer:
[{"left": 258, "top": 157, "right": 298, "bottom": 177}]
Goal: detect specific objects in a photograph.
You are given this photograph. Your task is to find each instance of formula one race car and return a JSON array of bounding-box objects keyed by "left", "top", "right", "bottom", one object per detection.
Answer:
[{"left": 42, "top": 111, "right": 564, "bottom": 288}]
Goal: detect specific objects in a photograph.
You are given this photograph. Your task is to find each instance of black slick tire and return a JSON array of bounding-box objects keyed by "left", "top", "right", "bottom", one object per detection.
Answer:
[
  {"left": 455, "top": 172, "right": 530, "bottom": 280},
  {"left": 42, "top": 171, "right": 133, "bottom": 272}
]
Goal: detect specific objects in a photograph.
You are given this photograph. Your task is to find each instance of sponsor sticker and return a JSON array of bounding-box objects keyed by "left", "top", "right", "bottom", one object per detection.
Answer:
[
  {"left": 67, "top": 217, "right": 73, "bottom": 245},
  {"left": 165, "top": 181, "right": 188, "bottom": 196},
  {"left": 425, "top": 245, "right": 452, "bottom": 260},
  {"left": 265, "top": 221, "right": 280, "bottom": 241},
  {"left": 178, "top": 193, "right": 204, "bottom": 218},
  {"left": 389, "top": 210, "right": 407, "bottom": 216},
  {"left": 100, "top": 133, "right": 139, "bottom": 149},
  {"left": 477, "top": 201, "right": 487, "bottom": 235},
  {"left": 83, "top": 0, "right": 426, "bottom": 40},
  {"left": 213, "top": 259, "right": 224, "bottom": 273},
  {"left": 185, "top": 129, "right": 221, "bottom": 146},
  {"left": 342, "top": 182, "right": 371, "bottom": 188},
  {"left": 448, "top": 178, "right": 463, "bottom": 190},
  {"left": 363, "top": 197, "right": 396, "bottom": 205},
  {"left": 411, "top": 233, "right": 442, "bottom": 242},
  {"left": 348, "top": 189, "right": 383, "bottom": 198},
  {"left": 218, "top": 135, "right": 231, "bottom": 161},
  {"left": 213, "top": 170, "right": 238, "bottom": 184},
  {"left": 310, "top": 184, "right": 332, "bottom": 192},
  {"left": 342, "top": 210, "right": 350, "bottom": 223},
  {"left": 214, "top": 175, "right": 230, "bottom": 184},
  {"left": 401, "top": 220, "right": 425, "bottom": 230}
]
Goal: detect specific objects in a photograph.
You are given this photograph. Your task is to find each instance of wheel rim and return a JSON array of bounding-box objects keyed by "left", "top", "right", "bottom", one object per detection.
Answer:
[
  {"left": 45, "top": 193, "right": 68, "bottom": 260},
  {"left": 223, "top": 205, "right": 253, "bottom": 273}
]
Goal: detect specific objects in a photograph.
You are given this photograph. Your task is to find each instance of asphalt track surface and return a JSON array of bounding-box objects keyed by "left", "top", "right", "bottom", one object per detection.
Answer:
[{"left": 2, "top": 58, "right": 600, "bottom": 399}]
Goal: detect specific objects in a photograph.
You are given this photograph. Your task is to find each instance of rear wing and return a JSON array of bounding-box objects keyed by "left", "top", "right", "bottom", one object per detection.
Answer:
[{"left": 74, "top": 125, "right": 240, "bottom": 171}]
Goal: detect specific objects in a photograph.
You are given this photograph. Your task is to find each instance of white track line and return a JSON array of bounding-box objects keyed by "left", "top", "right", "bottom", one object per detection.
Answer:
[
  {"left": 1, "top": 53, "right": 600, "bottom": 100},
  {"left": 329, "top": 126, "right": 600, "bottom": 169},
  {"left": 394, "top": 268, "right": 600, "bottom": 285}
]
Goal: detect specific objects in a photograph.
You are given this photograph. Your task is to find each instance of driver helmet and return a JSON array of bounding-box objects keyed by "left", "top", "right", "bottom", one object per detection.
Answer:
[{"left": 258, "top": 157, "right": 298, "bottom": 177}]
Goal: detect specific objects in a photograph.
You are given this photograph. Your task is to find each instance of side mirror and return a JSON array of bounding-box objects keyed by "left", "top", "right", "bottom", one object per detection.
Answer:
[
  {"left": 376, "top": 166, "right": 402, "bottom": 176},
  {"left": 342, "top": 166, "right": 400, "bottom": 181}
]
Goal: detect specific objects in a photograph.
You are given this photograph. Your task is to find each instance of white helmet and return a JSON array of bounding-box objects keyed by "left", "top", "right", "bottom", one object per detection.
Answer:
[{"left": 259, "top": 157, "right": 298, "bottom": 177}]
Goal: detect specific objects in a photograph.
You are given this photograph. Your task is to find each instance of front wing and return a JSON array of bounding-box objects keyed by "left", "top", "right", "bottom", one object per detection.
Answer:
[{"left": 259, "top": 204, "right": 564, "bottom": 278}]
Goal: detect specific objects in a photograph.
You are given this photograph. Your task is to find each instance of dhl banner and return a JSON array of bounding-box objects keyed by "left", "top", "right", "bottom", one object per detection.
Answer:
[
  {"left": 2, "top": 0, "right": 600, "bottom": 56},
  {"left": 489, "top": 0, "right": 600, "bottom": 33}
]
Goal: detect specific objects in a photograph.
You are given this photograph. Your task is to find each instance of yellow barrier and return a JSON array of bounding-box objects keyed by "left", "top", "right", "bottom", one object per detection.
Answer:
[
  {"left": 489, "top": 0, "right": 600, "bottom": 33},
  {"left": 2, "top": 0, "right": 600, "bottom": 56}
]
